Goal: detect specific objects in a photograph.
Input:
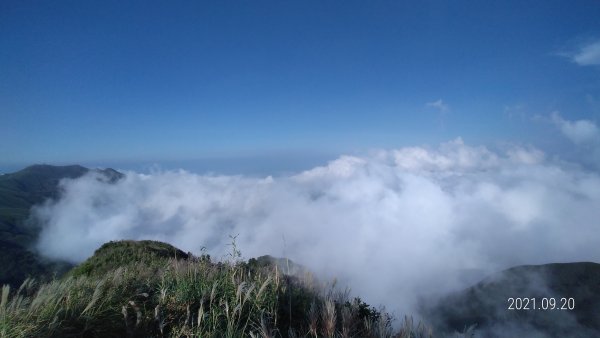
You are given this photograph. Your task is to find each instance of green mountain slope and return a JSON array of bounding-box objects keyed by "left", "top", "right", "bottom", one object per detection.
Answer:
[
  {"left": 0, "top": 164, "right": 88, "bottom": 244},
  {"left": 69, "top": 240, "right": 190, "bottom": 278},
  {"left": 0, "top": 164, "right": 123, "bottom": 287},
  {"left": 1, "top": 240, "right": 397, "bottom": 338}
]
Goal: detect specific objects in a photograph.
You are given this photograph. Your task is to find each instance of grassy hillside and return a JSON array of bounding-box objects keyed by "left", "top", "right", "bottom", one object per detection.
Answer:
[
  {"left": 0, "top": 164, "right": 123, "bottom": 287},
  {"left": 0, "top": 240, "right": 434, "bottom": 338},
  {"left": 69, "top": 240, "right": 190, "bottom": 278}
]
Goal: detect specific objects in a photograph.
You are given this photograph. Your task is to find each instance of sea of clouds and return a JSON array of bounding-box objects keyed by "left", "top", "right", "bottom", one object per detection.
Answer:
[{"left": 32, "top": 115, "right": 600, "bottom": 322}]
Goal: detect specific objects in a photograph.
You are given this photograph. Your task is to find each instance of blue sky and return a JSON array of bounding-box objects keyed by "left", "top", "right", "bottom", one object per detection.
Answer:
[{"left": 2, "top": 1, "right": 600, "bottom": 173}]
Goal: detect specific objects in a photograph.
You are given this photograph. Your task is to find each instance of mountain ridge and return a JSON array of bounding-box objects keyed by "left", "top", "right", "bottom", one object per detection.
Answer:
[{"left": 0, "top": 164, "right": 124, "bottom": 286}]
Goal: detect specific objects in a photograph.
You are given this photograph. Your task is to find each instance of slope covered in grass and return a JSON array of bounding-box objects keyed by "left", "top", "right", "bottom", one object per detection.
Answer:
[
  {"left": 68, "top": 240, "right": 189, "bottom": 278},
  {"left": 0, "top": 240, "right": 435, "bottom": 338}
]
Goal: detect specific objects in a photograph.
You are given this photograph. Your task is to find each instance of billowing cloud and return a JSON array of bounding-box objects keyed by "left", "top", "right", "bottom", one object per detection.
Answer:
[
  {"left": 551, "top": 112, "right": 599, "bottom": 145},
  {"left": 33, "top": 139, "right": 600, "bottom": 321},
  {"left": 572, "top": 40, "right": 600, "bottom": 66}
]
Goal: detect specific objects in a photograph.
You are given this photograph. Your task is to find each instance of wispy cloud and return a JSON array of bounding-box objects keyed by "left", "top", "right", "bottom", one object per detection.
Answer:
[
  {"left": 426, "top": 99, "right": 450, "bottom": 114},
  {"left": 570, "top": 40, "right": 600, "bottom": 66},
  {"left": 551, "top": 112, "right": 599, "bottom": 144},
  {"left": 503, "top": 104, "right": 527, "bottom": 121}
]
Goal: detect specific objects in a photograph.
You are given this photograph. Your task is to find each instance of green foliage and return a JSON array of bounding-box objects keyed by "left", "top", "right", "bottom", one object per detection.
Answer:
[
  {"left": 68, "top": 240, "right": 189, "bottom": 278},
  {"left": 0, "top": 240, "right": 437, "bottom": 337}
]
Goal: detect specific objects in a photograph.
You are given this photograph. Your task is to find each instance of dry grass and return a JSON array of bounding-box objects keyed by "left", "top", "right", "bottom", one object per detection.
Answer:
[{"left": 0, "top": 241, "right": 471, "bottom": 337}]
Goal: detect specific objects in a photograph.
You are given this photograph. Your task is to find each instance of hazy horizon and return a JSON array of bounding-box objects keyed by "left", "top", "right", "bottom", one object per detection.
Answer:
[{"left": 2, "top": 1, "right": 600, "bottom": 168}]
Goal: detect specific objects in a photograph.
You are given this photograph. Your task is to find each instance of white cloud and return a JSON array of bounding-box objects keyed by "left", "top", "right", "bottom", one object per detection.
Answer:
[
  {"left": 572, "top": 40, "right": 600, "bottom": 66},
  {"left": 551, "top": 112, "right": 599, "bottom": 145},
  {"left": 426, "top": 99, "right": 449, "bottom": 114},
  {"left": 33, "top": 140, "right": 600, "bottom": 321},
  {"left": 391, "top": 138, "right": 503, "bottom": 171}
]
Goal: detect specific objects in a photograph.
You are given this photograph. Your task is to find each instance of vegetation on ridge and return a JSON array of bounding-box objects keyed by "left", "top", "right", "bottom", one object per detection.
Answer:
[
  {"left": 68, "top": 240, "right": 189, "bottom": 279},
  {"left": 0, "top": 240, "right": 439, "bottom": 338}
]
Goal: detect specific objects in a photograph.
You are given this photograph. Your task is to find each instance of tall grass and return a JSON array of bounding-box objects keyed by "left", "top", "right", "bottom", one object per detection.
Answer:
[{"left": 0, "top": 242, "right": 459, "bottom": 337}]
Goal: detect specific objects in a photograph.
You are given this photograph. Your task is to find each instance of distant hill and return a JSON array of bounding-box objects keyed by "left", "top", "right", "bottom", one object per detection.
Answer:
[
  {"left": 423, "top": 262, "right": 600, "bottom": 337},
  {"left": 0, "top": 164, "right": 123, "bottom": 286}
]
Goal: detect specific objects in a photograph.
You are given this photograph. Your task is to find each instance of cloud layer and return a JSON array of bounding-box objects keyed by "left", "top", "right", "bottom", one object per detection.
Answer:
[{"left": 33, "top": 138, "right": 600, "bottom": 319}]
